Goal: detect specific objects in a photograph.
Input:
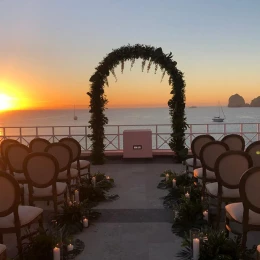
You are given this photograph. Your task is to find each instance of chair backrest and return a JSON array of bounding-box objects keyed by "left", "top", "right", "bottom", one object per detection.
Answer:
[
  {"left": 45, "top": 143, "right": 72, "bottom": 172},
  {"left": 0, "top": 158, "right": 6, "bottom": 171},
  {"left": 215, "top": 151, "right": 253, "bottom": 189},
  {"left": 245, "top": 141, "right": 260, "bottom": 167},
  {"left": 23, "top": 152, "right": 59, "bottom": 188},
  {"left": 221, "top": 134, "right": 245, "bottom": 151},
  {"left": 0, "top": 171, "right": 20, "bottom": 217},
  {"left": 0, "top": 139, "right": 19, "bottom": 161},
  {"left": 239, "top": 167, "right": 260, "bottom": 215},
  {"left": 200, "top": 141, "right": 229, "bottom": 171},
  {"left": 6, "top": 143, "right": 30, "bottom": 173},
  {"left": 59, "top": 138, "right": 81, "bottom": 162},
  {"left": 29, "top": 138, "right": 50, "bottom": 153},
  {"left": 191, "top": 135, "right": 215, "bottom": 159}
]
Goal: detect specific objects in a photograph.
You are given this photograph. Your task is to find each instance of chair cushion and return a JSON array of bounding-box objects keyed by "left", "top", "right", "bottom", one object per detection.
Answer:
[
  {"left": 225, "top": 202, "right": 260, "bottom": 225},
  {"left": 13, "top": 172, "right": 26, "bottom": 181},
  {"left": 57, "top": 168, "right": 78, "bottom": 180},
  {"left": 194, "top": 167, "right": 215, "bottom": 180},
  {"left": 33, "top": 182, "right": 67, "bottom": 197},
  {"left": 71, "top": 160, "right": 90, "bottom": 170},
  {"left": 185, "top": 158, "right": 201, "bottom": 168},
  {"left": 0, "top": 244, "right": 6, "bottom": 254},
  {"left": 0, "top": 206, "right": 43, "bottom": 229},
  {"left": 206, "top": 182, "right": 240, "bottom": 198}
]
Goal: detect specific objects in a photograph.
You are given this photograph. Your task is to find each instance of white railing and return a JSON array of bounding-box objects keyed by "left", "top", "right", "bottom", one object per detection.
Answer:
[{"left": 0, "top": 123, "right": 259, "bottom": 151}]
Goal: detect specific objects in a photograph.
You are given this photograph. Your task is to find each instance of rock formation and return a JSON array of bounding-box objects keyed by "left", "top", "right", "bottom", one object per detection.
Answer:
[
  {"left": 228, "top": 94, "right": 246, "bottom": 107},
  {"left": 250, "top": 96, "right": 260, "bottom": 107}
]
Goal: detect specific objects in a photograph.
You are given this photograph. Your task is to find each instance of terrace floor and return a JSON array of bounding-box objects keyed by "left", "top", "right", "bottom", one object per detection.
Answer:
[{"left": 3, "top": 158, "right": 260, "bottom": 259}]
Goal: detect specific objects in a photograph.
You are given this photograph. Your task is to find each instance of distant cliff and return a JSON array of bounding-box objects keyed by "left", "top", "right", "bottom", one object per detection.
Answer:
[
  {"left": 228, "top": 94, "right": 245, "bottom": 107},
  {"left": 228, "top": 94, "right": 260, "bottom": 107},
  {"left": 250, "top": 96, "right": 260, "bottom": 107}
]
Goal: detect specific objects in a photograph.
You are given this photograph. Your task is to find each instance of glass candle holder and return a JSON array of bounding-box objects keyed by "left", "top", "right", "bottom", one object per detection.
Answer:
[{"left": 190, "top": 228, "right": 200, "bottom": 260}]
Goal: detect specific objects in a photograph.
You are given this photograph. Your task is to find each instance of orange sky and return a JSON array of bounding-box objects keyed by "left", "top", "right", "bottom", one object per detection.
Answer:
[{"left": 1, "top": 59, "right": 259, "bottom": 111}]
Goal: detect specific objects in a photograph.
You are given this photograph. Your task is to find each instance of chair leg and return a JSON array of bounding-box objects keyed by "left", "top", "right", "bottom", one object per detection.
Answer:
[
  {"left": 15, "top": 228, "right": 23, "bottom": 259},
  {"left": 53, "top": 197, "right": 58, "bottom": 215},
  {"left": 216, "top": 198, "right": 222, "bottom": 229},
  {"left": 225, "top": 216, "right": 230, "bottom": 237},
  {"left": 38, "top": 213, "right": 44, "bottom": 230},
  {"left": 20, "top": 186, "right": 25, "bottom": 205},
  {"left": 0, "top": 233, "right": 3, "bottom": 244},
  {"left": 241, "top": 231, "right": 248, "bottom": 250}
]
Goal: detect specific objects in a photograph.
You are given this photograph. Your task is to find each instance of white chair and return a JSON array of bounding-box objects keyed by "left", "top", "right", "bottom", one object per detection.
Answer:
[
  {"left": 185, "top": 135, "right": 215, "bottom": 174},
  {"left": 245, "top": 141, "right": 260, "bottom": 167},
  {"left": 225, "top": 167, "right": 260, "bottom": 249},
  {"left": 29, "top": 137, "right": 50, "bottom": 152},
  {"left": 206, "top": 151, "right": 252, "bottom": 227},
  {"left": 45, "top": 143, "right": 79, "bottom": 192},
  {"left": 194, "top": 141, "right": 229, "bottom": 195},
  {"left": 221, "top": 134, "right": 245, "bottom": 151},
  {"left": 59, "top": 137, "right": 91, "bottom": 178},
  {"left": 0, "top": 171, "right": 43, "bottom": 258},
  {"left": 24, "top": 152, "right": 67, "bottom": 214}
]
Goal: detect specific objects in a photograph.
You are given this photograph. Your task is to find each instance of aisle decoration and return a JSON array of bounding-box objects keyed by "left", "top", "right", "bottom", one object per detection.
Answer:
[
  {"left": 88, "top": 44, "right": 188, "bottom": 164},
  {"left": 158, "top": 169, "right": 257, "bottom": 259},
  {"left": 176, "top": 229, "right": 256, "bottom": 260},
  {"left": 79, "top": 172, "right": 119, "bottom": 202}
]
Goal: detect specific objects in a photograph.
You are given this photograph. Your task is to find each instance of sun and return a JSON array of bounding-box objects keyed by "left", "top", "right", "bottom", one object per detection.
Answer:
[{"left": 0, "top": 94, "right": 12, "bottom": 111}]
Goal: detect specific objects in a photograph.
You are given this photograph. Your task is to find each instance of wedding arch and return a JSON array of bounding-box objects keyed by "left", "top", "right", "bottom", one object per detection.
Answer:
[{"left": 87, "top": 44, "right": 188, "bottom": 164}]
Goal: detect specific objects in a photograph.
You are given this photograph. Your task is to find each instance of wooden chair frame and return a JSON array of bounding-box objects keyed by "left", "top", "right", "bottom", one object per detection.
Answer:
[
  {"left": 0, "top": 172, "right": 43, "bottom": 259},
  {"left": 221, "top": 134, "right": 245, "bottom": 151}
]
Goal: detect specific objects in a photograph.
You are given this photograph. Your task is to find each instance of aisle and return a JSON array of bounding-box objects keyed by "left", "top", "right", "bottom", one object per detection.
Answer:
[{"left": 77, "top": 161, "right": 183, "bottom": 260}]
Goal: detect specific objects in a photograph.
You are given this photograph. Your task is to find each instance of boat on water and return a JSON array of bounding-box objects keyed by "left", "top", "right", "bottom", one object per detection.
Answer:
[
  {"left": 73, "top": 105, "right": 78, "bottom": 120},
  {"left": 189, "top": 106, "right": 197, "bottom": 108},
  {"left": 212, "top": 102, "right": 225, "bottom": 122}
]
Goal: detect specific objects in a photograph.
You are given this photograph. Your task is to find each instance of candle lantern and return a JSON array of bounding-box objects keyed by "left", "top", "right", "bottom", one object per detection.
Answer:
[{"left": 190, "top": 228, "right": 200, "bottom": 260}]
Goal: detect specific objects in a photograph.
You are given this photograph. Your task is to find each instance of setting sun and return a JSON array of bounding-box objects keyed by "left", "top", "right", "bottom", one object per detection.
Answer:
[{"left": 0, "top": 94, "right": 12, "bottom": 111}]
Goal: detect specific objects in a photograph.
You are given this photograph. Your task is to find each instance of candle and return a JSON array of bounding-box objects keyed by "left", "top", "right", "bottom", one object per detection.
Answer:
[
  {"left": 257, "top": 245, "right": 260, "bottom": 260},
  {"left": 165, "top": 174, "right": 169, "bottom": 182},
  {"left": 106, "top": 176, "right": 110, "bottom": 180},
  {"left": 172, "top": 179, "right": 176, "bottom": 188},
  {"left": 67, "top": 244, "right": 74, "bottom": 252},
  {"left": 53, "top": 247, "right": 60, "bottom": 260},
  {"left": 92, "top": 176, "right": 96, "bottom": 187},
  {"left": 83, "top": 217, "right": 89, "bottom": 228},
  {"left": 74, "top": 190, "right": 79, "bottom": 203},
  {"left": 68, "top": 200, "right": 72, "bottom": 206},
  {"left": 193, "top": 238, "right": 200, "bottom": 260},
  {"left": 203, "top": 210, "right": 208, "bottom": 221},
  {"left": 185, "top": 192, "right": 190, "bottom": 199}
]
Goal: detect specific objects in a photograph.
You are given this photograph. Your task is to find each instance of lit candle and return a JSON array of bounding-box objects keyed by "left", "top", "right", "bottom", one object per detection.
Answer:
[
  {"left": 257, "top": 245, "right": 260, "bottom": 260},
  {"left": 185, "top": 192, "right": 190, "bottom": 199},
  {"left": 165, "top": 174, "right": 169, "bottom": 182},
  {"left": 106, "top": 176, "right": 110, "bottom": 180},
  {"left": 193, "top": 238, "right": 200, "bottom": 260},
  {"left": 53, "top": 246, "right": 60, "bottom": 260},
  {"left": 172, "top": 179, "right": 176, "bottom": 188},
  {"left": 74, "top": 190, "right": 79, "bottom": 203},
  {"left": 83, "top": 217, "right": 89, "bottom": 228},
  {"left": 203, "top": 210, "right": 208, "bottom": 221},
  {"left": 92, "top": 176, "right": 96, "bottom": 187},
  {"left": 67, "top": 244, "right": 74, "bottom": 252},
  {"left": 68, "top": 200, "right": 72, "bottom": 206}
]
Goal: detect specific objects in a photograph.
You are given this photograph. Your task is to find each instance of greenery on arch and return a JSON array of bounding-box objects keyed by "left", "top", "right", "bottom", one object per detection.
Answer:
[{"left": 87, "top": 44, "right": 188, "bottom": 164}]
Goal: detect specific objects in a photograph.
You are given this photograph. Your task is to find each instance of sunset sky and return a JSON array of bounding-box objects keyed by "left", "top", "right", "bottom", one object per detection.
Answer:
[{"left": 0, "top": 0, "right": 260, "bottom": 110}]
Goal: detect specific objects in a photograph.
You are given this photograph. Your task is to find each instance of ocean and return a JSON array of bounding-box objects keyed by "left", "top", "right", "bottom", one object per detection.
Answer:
[{"left": 0, "top": 106, "right": 259, "bottom": 149}]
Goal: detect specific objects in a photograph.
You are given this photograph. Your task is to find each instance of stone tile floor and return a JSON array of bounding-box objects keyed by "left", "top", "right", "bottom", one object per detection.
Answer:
[{"left": 3, "top": 158, "right": 260, "bottom": 259}]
